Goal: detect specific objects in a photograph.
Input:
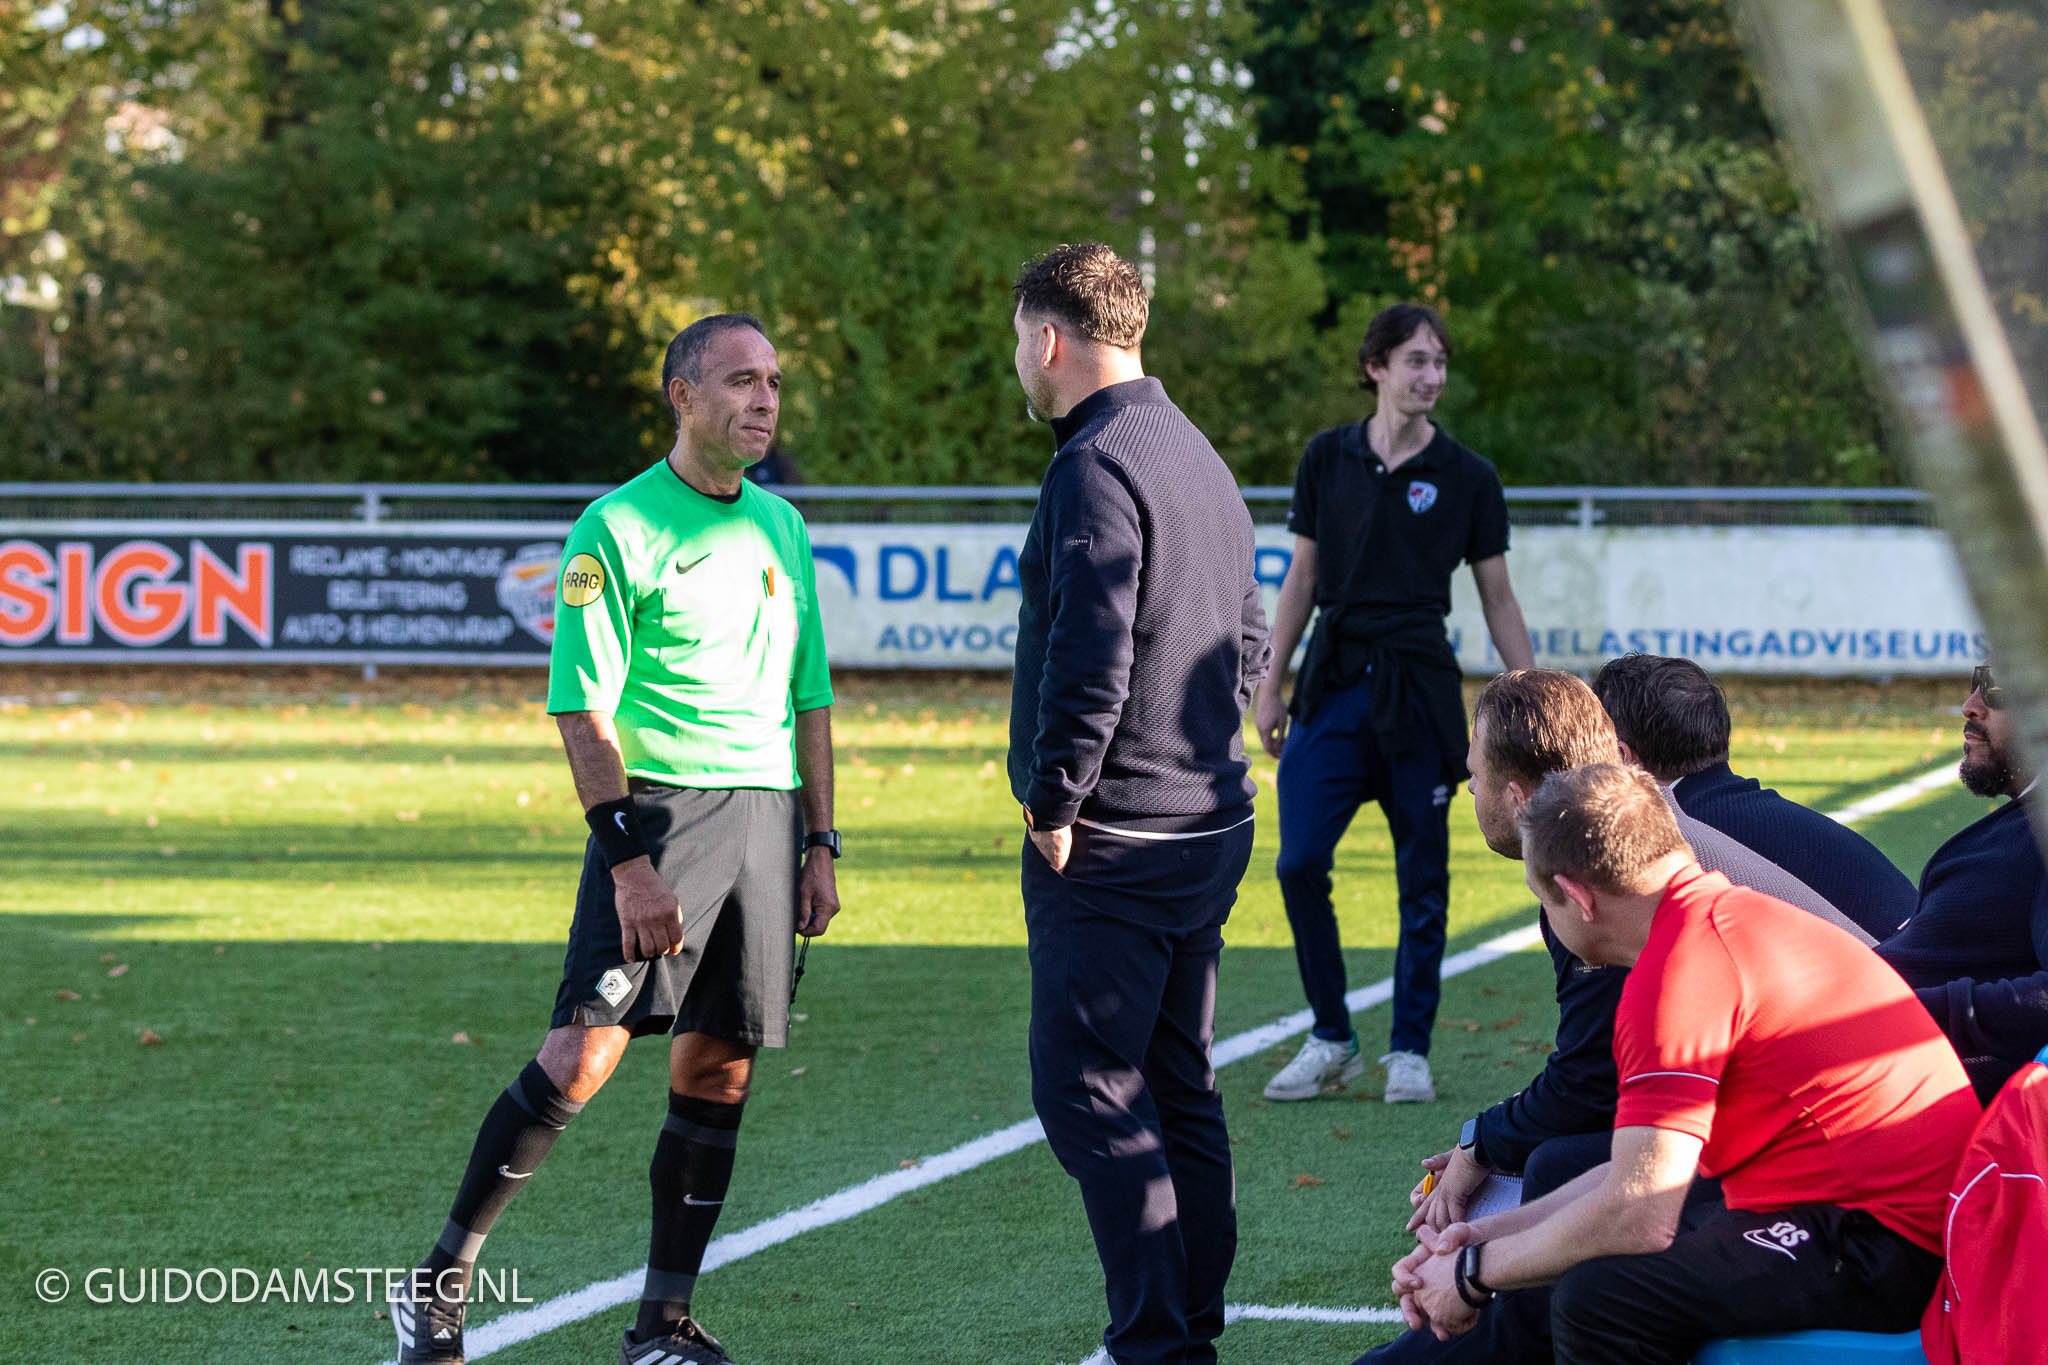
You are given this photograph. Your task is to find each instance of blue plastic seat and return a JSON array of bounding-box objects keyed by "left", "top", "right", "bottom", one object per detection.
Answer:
[{"left": 1694, "top": 1330, "right": 1926, "bottom": 1363}]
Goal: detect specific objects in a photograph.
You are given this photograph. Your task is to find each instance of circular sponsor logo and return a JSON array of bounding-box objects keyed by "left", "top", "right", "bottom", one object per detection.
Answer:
[
  {"left": 560, "top": 553, "right": 607, "bottom": 608},
  {"left": 498, "top": 542, "right": 563, "bottom": 644}
]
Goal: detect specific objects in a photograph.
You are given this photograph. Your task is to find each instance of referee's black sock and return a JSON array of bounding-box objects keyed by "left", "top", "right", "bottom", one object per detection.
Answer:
[
  {"left": 423, "top": 1060, "right": 585, "bottom": 1306},
  {"left": 634, "top": 1091, "right": 744, "bottom": 1340}
]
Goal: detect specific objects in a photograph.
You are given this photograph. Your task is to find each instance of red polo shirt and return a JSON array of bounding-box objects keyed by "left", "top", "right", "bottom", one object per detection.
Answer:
[{"left": 1613, "top": 867, "right": 1978, "bottom": 1251}]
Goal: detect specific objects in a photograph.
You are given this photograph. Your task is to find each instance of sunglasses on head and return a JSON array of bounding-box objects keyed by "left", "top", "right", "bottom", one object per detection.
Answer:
[{"left": 1972, "top": 665, "right": 2004, "bottom": 710}]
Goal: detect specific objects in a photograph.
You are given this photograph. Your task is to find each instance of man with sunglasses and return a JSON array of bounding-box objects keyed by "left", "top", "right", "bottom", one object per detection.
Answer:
[{"left": 1877, "top": 663, "right": 2048, "bottom": 1101}]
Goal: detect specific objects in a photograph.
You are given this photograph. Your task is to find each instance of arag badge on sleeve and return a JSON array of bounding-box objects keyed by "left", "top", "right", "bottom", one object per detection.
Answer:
[
  {"left": 559, "top": 552, "right": 607, "bottom": 607},
  {"left": 1406, "top": 480, "right": 1438, "bottom": 514}
]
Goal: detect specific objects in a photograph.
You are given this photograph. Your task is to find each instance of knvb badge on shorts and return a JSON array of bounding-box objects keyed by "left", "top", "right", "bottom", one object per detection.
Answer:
[
  {"left": 560, "top": 553, "right": 607, "bottom": 608},
  {"left": 596, "top": 967, "right": 633, "bottom": 1007}
]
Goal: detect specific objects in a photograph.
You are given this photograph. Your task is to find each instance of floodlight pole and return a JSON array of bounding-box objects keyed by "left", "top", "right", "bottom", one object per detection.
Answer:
[{"left": 1734, "top": 0, "right": 2048, "bottom": 852}]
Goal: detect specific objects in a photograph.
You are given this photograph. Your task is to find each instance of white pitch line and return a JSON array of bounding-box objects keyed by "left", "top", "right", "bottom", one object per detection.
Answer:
[
  {"left": 403, "top": 761, "right": 1953, "bottom": 1363},
  {"left": 1826, "top": 761, "right": 1957, "bottom": 826},
  {"left": 400, "top": 923, "right": 1543, "bottom": 1363},
  {"left": 1227, "top": 1304, "right": 1407, "bottom": 1325}
]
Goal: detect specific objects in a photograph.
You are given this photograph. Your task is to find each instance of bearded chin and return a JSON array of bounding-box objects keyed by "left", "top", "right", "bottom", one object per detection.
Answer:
[{"left": 1960, "top": 751, "right": 2015, "bottom": 798}]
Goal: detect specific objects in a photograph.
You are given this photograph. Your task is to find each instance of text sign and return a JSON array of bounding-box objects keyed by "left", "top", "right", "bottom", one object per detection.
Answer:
[
  {"left": 0, "top": 534, "right": 560, "bottom": 661},
  {"left": 0, "top": 523, "right": 1989, "bottom": 674}
]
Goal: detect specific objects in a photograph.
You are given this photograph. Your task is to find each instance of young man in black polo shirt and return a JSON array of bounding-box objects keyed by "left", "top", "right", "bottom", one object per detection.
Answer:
[{"left": 1256, "top": 304, "right": 1534, "bottom": 1104}]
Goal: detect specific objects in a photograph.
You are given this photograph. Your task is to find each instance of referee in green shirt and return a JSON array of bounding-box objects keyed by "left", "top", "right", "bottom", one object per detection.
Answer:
[{"left": 390, "top": 314, "right": 840, "bottom": 1365}]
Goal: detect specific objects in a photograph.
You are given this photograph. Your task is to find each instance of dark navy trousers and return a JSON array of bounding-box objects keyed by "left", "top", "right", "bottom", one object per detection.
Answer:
[
  {"left": 1276, "top": 677, "right": 1452, "bottom": 1053},
  {"left": 1025, "top": 818, "right": 1256, "bottom": 1365}
]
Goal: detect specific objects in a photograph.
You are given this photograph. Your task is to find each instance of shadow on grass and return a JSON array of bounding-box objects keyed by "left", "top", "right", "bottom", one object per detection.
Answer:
[
  {"left": 0, "top": 738, "right": 565, "bottom": 766},
  {"left": 0, "top": 813, "right": 581, "bottom": 872}
]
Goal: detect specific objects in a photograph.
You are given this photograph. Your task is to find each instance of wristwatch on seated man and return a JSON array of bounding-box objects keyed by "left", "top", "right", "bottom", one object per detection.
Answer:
[
  {"left": 1459, "top": 1115, "right": 1488, "bottom": 1169},
  {"left": 804, "top": 829, "right": 842, "bottom": 859}
]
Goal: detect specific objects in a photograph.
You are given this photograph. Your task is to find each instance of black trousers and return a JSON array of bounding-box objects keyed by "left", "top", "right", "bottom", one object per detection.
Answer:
[
  {"left": 1024, "top": 820, "right": 1255, "bottom": 1365},
  {"left": 1551, "top": 1199, "right": 1940, "bottom": 1364}
]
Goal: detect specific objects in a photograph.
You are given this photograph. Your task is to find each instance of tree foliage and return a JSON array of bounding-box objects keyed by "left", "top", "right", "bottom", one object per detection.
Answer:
[
  {"left": 5, "top": 0, "right": 2031, "bottom": 487},
  {"left": 1259, "top": 0, "right": 1905, "bottom": 487}
]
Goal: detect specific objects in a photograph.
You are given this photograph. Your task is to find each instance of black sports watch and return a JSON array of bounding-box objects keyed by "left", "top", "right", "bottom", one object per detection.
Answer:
[
  {"left": 804, "top": 829, "right": 842, "bottom": 859},
  {"left": 1458, "top": 1115, "right": 1489, "bottom": 1170}
]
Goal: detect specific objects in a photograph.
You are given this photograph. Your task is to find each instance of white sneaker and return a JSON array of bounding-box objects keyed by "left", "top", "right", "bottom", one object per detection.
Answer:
[
  {"left": 1379, "top": 1050, "right": 1436, "bottom": 1103},
  {"left": 1263, "top": 1033, "right": 1365, "bottom": 1100}
]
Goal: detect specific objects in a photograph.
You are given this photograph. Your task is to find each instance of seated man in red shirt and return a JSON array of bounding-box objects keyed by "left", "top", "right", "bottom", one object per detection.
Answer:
[{"left": 1392, "top": 763, "right": 1979, "bottom": 1363}]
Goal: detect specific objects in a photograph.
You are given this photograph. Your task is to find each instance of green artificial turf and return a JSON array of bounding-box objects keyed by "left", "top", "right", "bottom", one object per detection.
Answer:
[{"left": 0, "top": 671, "right": 1990, "bottom": 1364}]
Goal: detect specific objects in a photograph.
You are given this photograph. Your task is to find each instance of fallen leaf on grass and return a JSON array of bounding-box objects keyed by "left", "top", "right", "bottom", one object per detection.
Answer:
[
  {"left": 56, "top": 989, "right": 80, "bottom": 1001},
  {"left": 1331, "top": 1129, "right": 1352, "bottom": 1140},
  {"left": 898, "top": 1158, "right": 921, "bottom": 1170},
  {"left": 1293, "top": 1174, "right": 1326, "bottom": 1188},
  {"left": 100, "top": 953, "right": 117, "bottom": 963},
  {"left": 789, "top": 1066, "right": 806, "bottom": 1076},
  {"left": 139, "top": 1029, "right": 164, "bottom": 1046},
  {"left": 106, "top": 964, "right": 129, "bottom": 978},
  {"left": 451, "top": 1031, "right": 478, "bottom": 1045}
]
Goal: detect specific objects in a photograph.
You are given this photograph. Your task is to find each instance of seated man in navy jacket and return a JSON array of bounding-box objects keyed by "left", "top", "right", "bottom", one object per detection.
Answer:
[
  {"left": 1879, "top": 664, "right": 2048, "bottom": 1102},
  {"left": 1593, "top": 653, "right": 1918, "bottom": 938}
]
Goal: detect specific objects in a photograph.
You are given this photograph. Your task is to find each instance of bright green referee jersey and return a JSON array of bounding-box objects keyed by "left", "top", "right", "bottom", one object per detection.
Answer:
[{"left": 547, "top": 460, "right": 832, "bottom": 789}]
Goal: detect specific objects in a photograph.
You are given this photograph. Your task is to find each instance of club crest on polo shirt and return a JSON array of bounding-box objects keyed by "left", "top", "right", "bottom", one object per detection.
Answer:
[
  {"left": 1407, "top": 481, "right": 1439, "bottom": 514},
  {"left": 596, "top": 968, "right": 633, "bottom": 1007}
]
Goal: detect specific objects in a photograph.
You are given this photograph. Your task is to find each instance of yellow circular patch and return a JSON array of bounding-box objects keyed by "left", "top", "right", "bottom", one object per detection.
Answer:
[{"left": 560, "top": 552, "right": 607, "bottom": 607}]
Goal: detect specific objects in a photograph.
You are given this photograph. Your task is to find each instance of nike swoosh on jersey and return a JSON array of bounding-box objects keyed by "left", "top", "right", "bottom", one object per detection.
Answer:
[
  {"left": 498, "top": 1165, "right": 534, "bottom": 1179},
  {"left": 615, "top": 811, "right": 629, "bottom": 833},
  {"left": 674, "top": 553, "right": 712, "bottom": 575}
]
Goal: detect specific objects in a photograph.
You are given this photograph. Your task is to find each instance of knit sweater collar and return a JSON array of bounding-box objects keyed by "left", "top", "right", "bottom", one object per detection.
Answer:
[{"left": 1049, "top": 376, "right": 1167, "bottom": 449}]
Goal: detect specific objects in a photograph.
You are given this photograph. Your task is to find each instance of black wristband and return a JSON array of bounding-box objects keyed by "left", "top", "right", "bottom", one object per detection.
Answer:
[
  {"left": 1456, "top": 1243, "right": 1494, "bottom": 1308},
  {"left": 586, "top": 796, "right": 651, "bottom": 868}
]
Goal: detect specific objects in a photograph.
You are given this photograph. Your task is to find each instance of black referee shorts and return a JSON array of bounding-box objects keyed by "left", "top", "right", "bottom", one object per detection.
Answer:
[{"left": 550, "top": 784, "right": 802, "bottom": 1048}]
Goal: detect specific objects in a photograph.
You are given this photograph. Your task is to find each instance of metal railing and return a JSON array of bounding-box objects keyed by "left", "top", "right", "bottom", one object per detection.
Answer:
[{"left": 0, "top": 482, "right": 1938, "bottom": 529}]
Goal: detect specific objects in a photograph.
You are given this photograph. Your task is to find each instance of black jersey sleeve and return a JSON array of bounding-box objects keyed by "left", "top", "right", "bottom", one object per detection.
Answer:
[
  {"left": 1286, "top": 434, "right": 1325, "bottom": 541},
  {"left": 1465, "top": 457, "right": 1511, "bottom": 563}
]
